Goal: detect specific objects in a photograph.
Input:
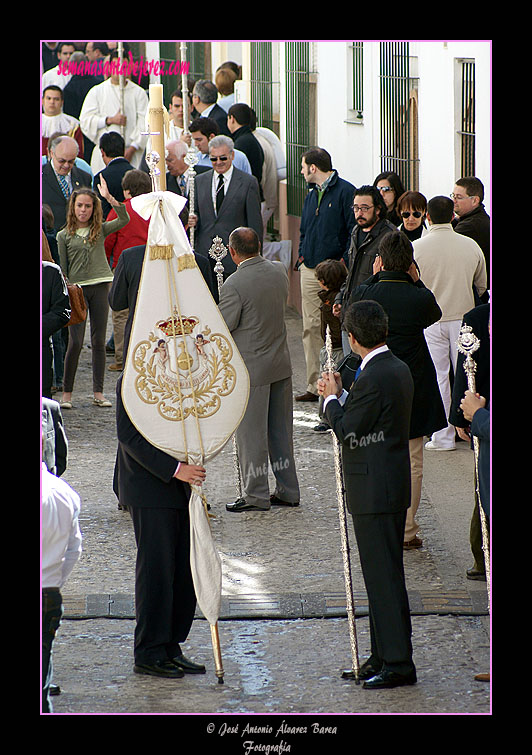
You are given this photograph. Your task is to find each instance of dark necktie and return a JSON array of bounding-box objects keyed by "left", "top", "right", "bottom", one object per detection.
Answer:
[{"left": 216, "top": 174, "right": 225, "bottom": 214}]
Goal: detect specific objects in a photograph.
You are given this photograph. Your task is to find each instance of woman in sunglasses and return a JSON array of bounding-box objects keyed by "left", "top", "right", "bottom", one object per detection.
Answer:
[
  {"left": 373, "top": 171, "right": 405, "bottom": 226},
  {"left": 396, "top": 190, "right": 428, "bottom": 241}
]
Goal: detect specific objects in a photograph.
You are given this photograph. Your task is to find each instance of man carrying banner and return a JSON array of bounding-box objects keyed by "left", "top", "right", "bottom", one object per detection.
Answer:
[{"left": 114, "top": 381, "right": 207, "bottom": 678}]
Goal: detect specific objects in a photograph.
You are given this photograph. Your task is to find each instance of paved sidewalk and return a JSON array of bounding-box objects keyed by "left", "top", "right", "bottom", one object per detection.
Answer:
[{"left": 48, "top": 306, "right": 491, "bottom": 719}]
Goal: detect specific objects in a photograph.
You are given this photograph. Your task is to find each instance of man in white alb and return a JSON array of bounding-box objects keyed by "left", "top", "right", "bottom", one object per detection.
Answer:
[{"left": 80, "top": 49, "right": 148, "bottom": 175}]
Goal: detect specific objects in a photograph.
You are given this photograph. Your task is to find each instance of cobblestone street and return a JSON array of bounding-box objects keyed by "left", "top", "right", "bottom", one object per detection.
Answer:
[{"left": 48, "top": 306, "right": 491, "bottom": 726}]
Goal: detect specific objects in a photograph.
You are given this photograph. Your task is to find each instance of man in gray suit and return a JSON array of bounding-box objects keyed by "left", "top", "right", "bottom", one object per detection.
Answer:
[
  {"left": 188, "top": 136, "right": 263, "bottom": 279},
  {"left": 218, "top": 228, "right": 300, "bottom": 512}
]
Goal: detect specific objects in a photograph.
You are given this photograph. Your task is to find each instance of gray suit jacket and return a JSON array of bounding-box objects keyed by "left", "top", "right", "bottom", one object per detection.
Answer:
[
  {"left": 193, "top": 167, "right": 263, "bottom": 278},
  {"left": 218, "top": 256, "right": 292, "bottom": 386}
]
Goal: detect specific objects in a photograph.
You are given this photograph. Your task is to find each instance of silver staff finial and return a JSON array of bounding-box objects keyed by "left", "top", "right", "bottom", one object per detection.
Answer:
[{"left": 209, "top": 236, "right": 228, "bottom": 295}]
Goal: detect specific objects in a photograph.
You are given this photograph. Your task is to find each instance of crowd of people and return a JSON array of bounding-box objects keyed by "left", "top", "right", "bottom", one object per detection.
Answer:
[{"left": 41, "top": 42, "right": 491, "bottom": 709}]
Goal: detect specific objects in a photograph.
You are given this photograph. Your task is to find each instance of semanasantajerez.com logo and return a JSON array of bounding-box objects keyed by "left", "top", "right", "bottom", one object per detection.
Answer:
[{"left": 57, "top": 52, "right": 189, "bottom": 85}]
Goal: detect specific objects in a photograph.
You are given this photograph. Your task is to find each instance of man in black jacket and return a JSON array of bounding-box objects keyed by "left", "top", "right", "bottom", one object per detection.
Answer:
[
  {"left": 42, "top": 136, "right": 92, "bottom": 233},
  {"left": 227, "top": 103, "right": 264, "bottom": 198},
  {"left": 349, "top": 230, "right": 447, "bottom": 549},
  {"left": 334, "top": 186, "right": 397, "bottom": 354},
  {"left": 451, "top": 177, "right": 490, "bottom": 300},
  {"left": 93, "top": 132, "right": 133, "bottom": 219},
  {"left": 319, "top": 299, "right": 416, "bottom": 689},
  {"left": 42, "top": 261, "right": 71, "bottom": 398}
]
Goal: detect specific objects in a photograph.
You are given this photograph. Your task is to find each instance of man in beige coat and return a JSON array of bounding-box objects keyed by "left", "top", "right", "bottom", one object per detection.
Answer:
[
  {"left": 218, "top": 227, "right": 300, "bottom": 511},
  {"left": 413, "top": 195, "right": 487, "bottom": 450}
]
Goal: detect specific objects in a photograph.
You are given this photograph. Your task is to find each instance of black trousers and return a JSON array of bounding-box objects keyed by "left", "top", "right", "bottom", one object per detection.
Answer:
[
  {"left": 42, "top": 588, "right": 62, "bottom": 713},
  {"left": 351, "top": 510, "right": 414, "bottom": 674},
  {"left": 129, "top": 506, "right": 197, "bottom": 665}
]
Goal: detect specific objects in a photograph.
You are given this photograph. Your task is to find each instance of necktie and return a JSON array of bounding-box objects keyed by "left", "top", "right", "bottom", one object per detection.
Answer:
[
  {"left": 216, "top": 174, "right": 225, "bottom": 214},
  {"left": 58, "top": 174, "right": 71, "bottom": 200},
  {"left": 178, "top": 175, "right": 187, "bottom": 195},
  {"left": 354, "top": 366, "right": 362, "bottom": 381}
]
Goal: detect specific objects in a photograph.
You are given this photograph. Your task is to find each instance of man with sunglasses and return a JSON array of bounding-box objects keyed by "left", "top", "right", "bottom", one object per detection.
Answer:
[
  {"left": 451, "top": 177, "right": 490, "bottom": 302},
  {"left": 188, "top": 135, "right": 263, "bottom": 279}
]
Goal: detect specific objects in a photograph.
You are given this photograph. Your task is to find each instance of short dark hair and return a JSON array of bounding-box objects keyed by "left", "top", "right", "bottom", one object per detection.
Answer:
[
  {"left": 378, "top": 231, "right": 414, "bottom": 273},
  {"left": 354, "top": 185, "right": 387, "bottom": 218},
  {"left": 121, "top": 168, "right": 151, "bottom": 197},
  {"left": 314, "top": 258, "right": 347, "bottom": 290},
  {"left": 229, "top": 227, "right": 261, "bottom": 257},
  {"left": 343, "top": 300, "right": 388, "bottom": 348},
  {"left": 227, "top": 103, "right": 252, "bottom": 126},
  {"left": 302, "top": 147, "right": 332, "bottom": 173},
  {"left": 427, "top": 195, "right": 454, "bottom": 224},
  {"left": 189, "top": 116, "right": 219, "bottom": 138},
  {"left": 455, "top": 176, "right": 484, "bottom": 202},
  {"left": 99, "top": 131, "right": 125, "bottom": 157},
  {"left": 43, "top": 84, "right": 63, "bottom": 100}
]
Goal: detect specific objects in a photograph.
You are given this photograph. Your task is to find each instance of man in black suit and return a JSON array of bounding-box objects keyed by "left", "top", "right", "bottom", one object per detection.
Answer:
[
  {"left": 110, "top": 243, "right": 210, "bottom": 679},
  {"left": 188, "top": 135, "right": 263, "bottom": 279},
  {"left": 319, "top": 299, "right": 416, "bottom": 689},
  {"left": 93, "top": 132, "right": 133, "bottom": 219},
  {"left": 192, "top": 79, "right": 231, "bottom": 136},
  {"left": 114, "top": 374, "right": 207, "bottom": 678},
  {"left": 42, "top": 135, "right": 92, "bottom": 232}
]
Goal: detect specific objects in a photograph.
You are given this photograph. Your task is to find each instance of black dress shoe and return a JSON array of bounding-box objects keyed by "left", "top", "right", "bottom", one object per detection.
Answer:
[
  {"left": 342, "top": 658, "right": 383, "bottom": 681},
  {"left": 363, "top": 668, "right": 417, "bottom": 689},
  {"left": 226, "top": 499, "right": 270, "bottom": 512},
  {"left": 171, "top": 653, "right": 206, "bottom": 674},
  {"left": 134, "top": 660, "right": 185, "bottom": 678},
  {"left": 295, "top": 391, "right": 319, "bottom": 402},
  {"left": 466, "top": 567, "right": 486, "bottom": 581},
  {"left": 270, "top": 494, "right": 299, "bottom": 507}
]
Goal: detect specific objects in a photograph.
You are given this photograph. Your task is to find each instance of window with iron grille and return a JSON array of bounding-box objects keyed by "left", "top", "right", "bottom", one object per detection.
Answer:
[
  {"left": 250, "top": 42, "right": 275, "bottom": 132},
  {"left": 459, "top": 59, "right": 475, "bottom": 176},
  {"left": 379, "top": 42, "right": 419, "bottom": 190},
  {"left": 158, "top": 42, "right": 211, "bottom": 106},
  {"left": 285, "top": 42, "right": 316, "bottom": 216},
  {"left": 348, "top": 41, "right": 364, "bottom": 122}
]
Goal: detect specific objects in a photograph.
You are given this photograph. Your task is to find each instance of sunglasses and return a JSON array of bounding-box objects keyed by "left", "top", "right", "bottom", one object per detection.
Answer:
[
  {"left": 401, "top": 210, "right": 423, "bottom": 218},
  {"left": 210, "top": 155, "right": 230, "bottom": 162}
]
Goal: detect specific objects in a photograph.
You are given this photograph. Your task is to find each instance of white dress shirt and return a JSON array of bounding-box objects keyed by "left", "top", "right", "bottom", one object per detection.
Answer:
[
  {"left": 323, "top": 345, "right": 389, "bottom": 409},
  {"left": 211, "top": 165, "right": 234, "bottom": 215},
  {"left": 42, "top": 464, "right": 82, "bottom": 589}
]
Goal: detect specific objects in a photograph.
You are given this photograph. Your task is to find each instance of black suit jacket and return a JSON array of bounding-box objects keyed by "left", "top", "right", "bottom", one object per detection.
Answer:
[
  {"left": 108, "top": 244, "right": 217, "bottom": 361},
  {"left": 114, "top": 374, "right": 190, "bottom": 509},
  {"left": 93, "top": 157, "right": 134, "bottom": 219},
  {"left": 42, "top": 161, "right": 92, "bottom": 232},
  {"left": 449, "top": 303, "right": 490, "bottom": 428},
  {"left": 349, "top": 271, "right": 447, "bottom": 439},
  {"left": 325, "top": 349, "right": 414, "bottom": 515},
  {"left": 206, "top": 103, "right": 231, "bottom": 136}
]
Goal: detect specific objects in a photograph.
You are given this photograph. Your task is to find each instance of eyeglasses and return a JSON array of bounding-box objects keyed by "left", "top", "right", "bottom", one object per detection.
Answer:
[
  {"left": 401, "top": 210, "right": 423, "bottom": 218},
  {"left": 55, "top": 158, "right": 76, "bottom": 166},
  {"left": 210, "top": 155, "right": 230, "bottom": 163},
  {"left": 450, "top": 193, "right": 468, "bottom": 200},
  {"left": 377, "top": 186, "right": 393, "bottom": 193},
  {"left": 353, "top": 204, "right": 374, "bottom": 213}
]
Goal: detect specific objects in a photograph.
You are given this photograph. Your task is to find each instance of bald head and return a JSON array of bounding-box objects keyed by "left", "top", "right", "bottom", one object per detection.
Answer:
[
  {"left": 50, "top": 135, "right": 79, "bottom": 176},
  {"left": 228, "top": 227, "right": 261, "bottom": 260}
]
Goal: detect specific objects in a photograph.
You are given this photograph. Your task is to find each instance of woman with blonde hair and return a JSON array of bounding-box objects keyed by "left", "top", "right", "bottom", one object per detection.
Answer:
[{"left": 57, "top": 177, "right": 129, "bottom": 408}]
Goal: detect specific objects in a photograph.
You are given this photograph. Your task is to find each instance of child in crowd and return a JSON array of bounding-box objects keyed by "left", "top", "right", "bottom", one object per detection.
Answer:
[{"left": 314, "top": 258, "right": 347, "bottom": 432}]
